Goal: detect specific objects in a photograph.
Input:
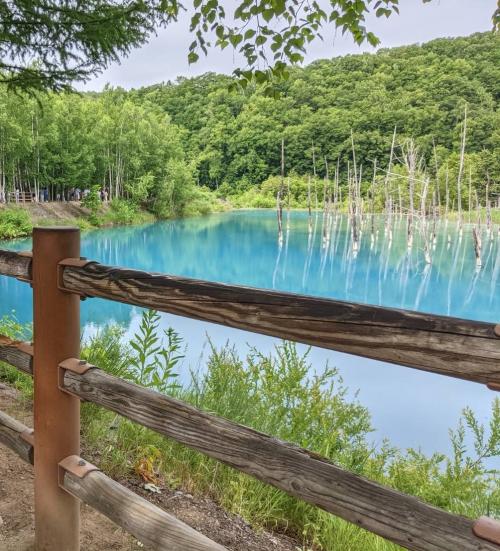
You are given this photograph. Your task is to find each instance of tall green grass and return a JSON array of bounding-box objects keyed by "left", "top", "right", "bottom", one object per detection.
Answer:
[
  {"left": 1, "top": 312, "right": 498, "bottom": 549},
  {"left": 80, "top": 312, "right": 499, "bottom": 550}
]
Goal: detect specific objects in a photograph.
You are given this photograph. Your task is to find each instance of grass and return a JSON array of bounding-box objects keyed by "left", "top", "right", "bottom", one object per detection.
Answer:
[
  {"left": 0, "top": 207, "right": 33, "bottom": 239},
  {"left": 1, "top": 312, "right": 498, "bottom": 550},
  {"left": 0, "top": 200, "right": 155, "bottom": 240},
  {"left": 80, "top": 314, "right": 499, "bottom": 550},
  {"left": 0, "top": 191, "right": 224, "bottom": 241}
]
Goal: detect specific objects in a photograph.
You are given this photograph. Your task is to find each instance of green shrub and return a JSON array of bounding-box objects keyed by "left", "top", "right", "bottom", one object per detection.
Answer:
[
  {"left": 0, "top": 207, "right": 33, "bottom": 239},
  {"left": 153, "top": 160, "right": 224, "bottom": 218},
  {"left": 82, "top": 185, "right": 102, "bottom": 225},
  {"left": 101, "top": 199, "right": 154, "bottom": 226}
]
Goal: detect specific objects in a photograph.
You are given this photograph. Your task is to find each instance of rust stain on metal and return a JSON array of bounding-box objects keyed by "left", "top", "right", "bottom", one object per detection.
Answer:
[
  {"left": 59, "top": 257, "right": 93, "bottom": 269},
  {"left": 59, "top": 357, "right": 95, "bottom": 375},
  {"left": 59, "top": 455, "right": 100, "bottom": 481},
  {"left": 473, "top": 516, "right": 500, "bottom": 545}
]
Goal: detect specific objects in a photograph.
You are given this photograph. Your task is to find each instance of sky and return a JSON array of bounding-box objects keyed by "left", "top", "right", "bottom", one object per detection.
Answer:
[{"left": 80, "top": 0, "right": 496, "bottom": 91}]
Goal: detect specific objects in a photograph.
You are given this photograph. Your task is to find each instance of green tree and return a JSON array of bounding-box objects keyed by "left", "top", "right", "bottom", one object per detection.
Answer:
[{"left": 3, "top": 1, "right": 497, "bottom": 93}]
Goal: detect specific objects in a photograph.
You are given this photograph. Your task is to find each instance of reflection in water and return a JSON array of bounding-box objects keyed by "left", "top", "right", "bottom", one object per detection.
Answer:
[{"left": 0, "top": 211, "right": 498, "bottom": 455}]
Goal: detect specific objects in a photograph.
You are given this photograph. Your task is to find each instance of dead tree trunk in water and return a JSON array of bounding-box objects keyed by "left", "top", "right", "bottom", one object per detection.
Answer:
[
  {"left": 322, "top": 158, "right": 330, "bottom": 248},
  {"left": 370, "top": 160, "right": 377, "bottom": 248},
  {"left": 307, "top": 176, "right": 312, "bottom": 236},
  {"left": 403, "top": 139, "right": 418, "bottom": 250},
  {"left": 485, "top": 176, "right": 492, "bottom": 241},
  {"left": 420, "top": 177, "right": 432, "bottom": 265},
  {"left": 472, "top": 190, "right": 482, "bottom": 269},
  {"left": 276, "top": 190, "right": 283, "bottom": 245},
  {"left": 456, "top": 106, "right": 467, "bottom": 236},
  {"left": 277, "top": 139, "right": 285, "bottom": 244},
  {"left": 384, "top": 128, "right": 397, "bottom": 241}
]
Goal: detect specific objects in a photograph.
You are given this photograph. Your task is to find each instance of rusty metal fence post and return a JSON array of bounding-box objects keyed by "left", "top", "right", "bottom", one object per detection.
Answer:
[{"left": 33, "top": 227, "right": 81, "bottom": 550}]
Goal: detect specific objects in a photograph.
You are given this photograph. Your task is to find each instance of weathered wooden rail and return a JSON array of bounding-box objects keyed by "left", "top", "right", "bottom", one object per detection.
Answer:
[
  {"left": 0, "top": 229, "right": 498, "bottom": 550},
  {"left": 0, "top": 409, "right": 33, "bottom": 464},
  {"left": 0, "top": 410, "right": 222, "bottom": 550}
]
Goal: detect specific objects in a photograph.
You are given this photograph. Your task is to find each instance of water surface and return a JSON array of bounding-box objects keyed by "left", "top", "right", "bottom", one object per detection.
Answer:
[{"left": 1, "top": 210, "right": 498, "bottom": 455}]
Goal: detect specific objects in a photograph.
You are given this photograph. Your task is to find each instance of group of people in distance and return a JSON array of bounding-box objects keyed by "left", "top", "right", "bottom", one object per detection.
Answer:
[{"left": 3, "top": 187, "right": 110, "bottom": 203}]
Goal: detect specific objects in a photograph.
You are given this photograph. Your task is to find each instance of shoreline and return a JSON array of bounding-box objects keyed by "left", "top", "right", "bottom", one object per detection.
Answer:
[
  {"left": 1, "top": 201, "right": 498, "bottom": 242},
  {"left": 0, "top": 201, "right": 155, "bottom": 241}
]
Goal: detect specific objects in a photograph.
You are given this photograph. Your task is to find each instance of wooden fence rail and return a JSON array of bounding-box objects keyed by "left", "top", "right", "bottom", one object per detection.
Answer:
[
  {"left": 0, "top": 411, "right": 226, "bottom": 551},
  {"left": 61, "top": 260, "right": 500, "bottom": 385},
  {"left": 0, "top": 249, "right": 31, "bottom": 280},
  {"left": 59, "top": 363, "right": 498, "bottom": 551},
  {"left": 0, "top": 409, "right": 33, "bottom": 464},
  {"left": 62, "top": 464, "right": 227, "bottom": 551},
  {"left": 1, "top": 249, "right": 499, "bottom": 385},
  {"left": 0, "top": 336, "right": 33, "bottom": 375},
  {"left": 0, "top": 235, "right": 498, "bottom": 551}
]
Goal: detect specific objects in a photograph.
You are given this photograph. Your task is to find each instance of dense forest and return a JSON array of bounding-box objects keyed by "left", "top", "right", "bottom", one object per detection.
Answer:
[
  {"left": 136, "top": 32, "right": 499, "bottom": 201},
  {"left": 0, "top": 32, "right": 498, "bottom": 215},
  {"left": 0, "top": 88, "right": 216, "bottom": 218}
]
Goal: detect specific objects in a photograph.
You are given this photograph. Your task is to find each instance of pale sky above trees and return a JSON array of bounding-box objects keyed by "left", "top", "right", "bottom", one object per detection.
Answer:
[{"left": 81, "top": 0, "right": 496, "bottom": 91}]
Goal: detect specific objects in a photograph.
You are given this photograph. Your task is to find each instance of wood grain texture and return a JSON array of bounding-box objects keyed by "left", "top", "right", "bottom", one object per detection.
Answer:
[
  {"left": 0, "top": 249, "right": 31, "bottom": 280},
  {"left": 0, "top": 336, "right": 33, "bottom": 375},
  {"left": 0, "top": 409, "right": 33, "bottom": 464},
  {"left": 62, "top": 262, "right": 500, "bottom": 385},
  {"left": 62, "top": 468, "right": 227, "bottom": 551},
  {"left": 63, "top": 368, "right": 498, "bottom": 551}
]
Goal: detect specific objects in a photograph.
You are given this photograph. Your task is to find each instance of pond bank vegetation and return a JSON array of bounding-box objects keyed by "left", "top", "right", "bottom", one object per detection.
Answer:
[{"left": 1, "top": 311, "right": 498, "bottom": 551}]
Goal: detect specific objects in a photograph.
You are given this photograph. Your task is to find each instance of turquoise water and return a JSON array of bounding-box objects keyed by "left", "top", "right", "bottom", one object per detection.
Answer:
[{"left": 0, "top": 210, "right": 498, "bottom": 455}]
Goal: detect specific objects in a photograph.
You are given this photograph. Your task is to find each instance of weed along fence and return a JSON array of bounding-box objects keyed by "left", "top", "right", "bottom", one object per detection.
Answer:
[{"left": 0, "top": 227, "right": 498, "bottom": 550}]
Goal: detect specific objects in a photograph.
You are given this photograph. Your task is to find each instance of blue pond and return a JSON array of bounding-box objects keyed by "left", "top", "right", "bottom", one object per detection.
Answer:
[{"left": 1, "top": 210, "right": 498, "bottom": 456}]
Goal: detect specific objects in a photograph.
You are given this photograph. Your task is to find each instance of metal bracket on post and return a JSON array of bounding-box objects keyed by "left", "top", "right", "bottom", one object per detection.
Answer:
[
  {"left": 59, "top": 455, "right": 100, "bottom": 490},
  {"left": 16, "top": 251, "right": 32, "bottom": 285},
  {"left": 473, "top": 516, "right": 500, "bottom": 546},
  {"left": 58, "top": 257, "right": 95, "bottom": 299},
  {"left": 17, "top": 342, "right": 34, "bottom": 357},
  {"left": 58, "top": 358, "right": 95, "bottom": 399}
]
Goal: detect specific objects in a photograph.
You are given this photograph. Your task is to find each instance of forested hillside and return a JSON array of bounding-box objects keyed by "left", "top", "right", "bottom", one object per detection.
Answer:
[
  {"left": 135, "top": 32, "right": 499, "bottom": 201},
  {"left": 0, "top": 32, "right": 498, "bottom": 215}
]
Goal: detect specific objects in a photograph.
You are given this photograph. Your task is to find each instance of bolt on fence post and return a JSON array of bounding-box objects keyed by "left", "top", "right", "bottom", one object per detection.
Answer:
[{"left": 33, "top": 227, "right": 81, "bottom": 550}]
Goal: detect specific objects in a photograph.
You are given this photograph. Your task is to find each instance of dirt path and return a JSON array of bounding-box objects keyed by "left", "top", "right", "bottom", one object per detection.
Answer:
[
  {"left": 0, "top": 384, "right": 298, "bottom": 551},
  {"left": 0, "top": 201, "right": 91, "bottom": 225}
]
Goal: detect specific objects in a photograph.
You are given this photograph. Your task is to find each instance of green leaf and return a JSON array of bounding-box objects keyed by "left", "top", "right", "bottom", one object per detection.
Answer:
[
  {"left": 229, "top": 33, "right": 243, "bottom": 47},
  {"left": 216, "top": 25, "right": 225, "bottom": 39},
  {"left": 262, "top": 9, "right": 274, "bottom": 22}
]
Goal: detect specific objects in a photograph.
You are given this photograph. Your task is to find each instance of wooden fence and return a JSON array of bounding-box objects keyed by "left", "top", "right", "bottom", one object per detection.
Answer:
[{"left": 0, "top": 227, "right": 498, "bottom": 550}]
